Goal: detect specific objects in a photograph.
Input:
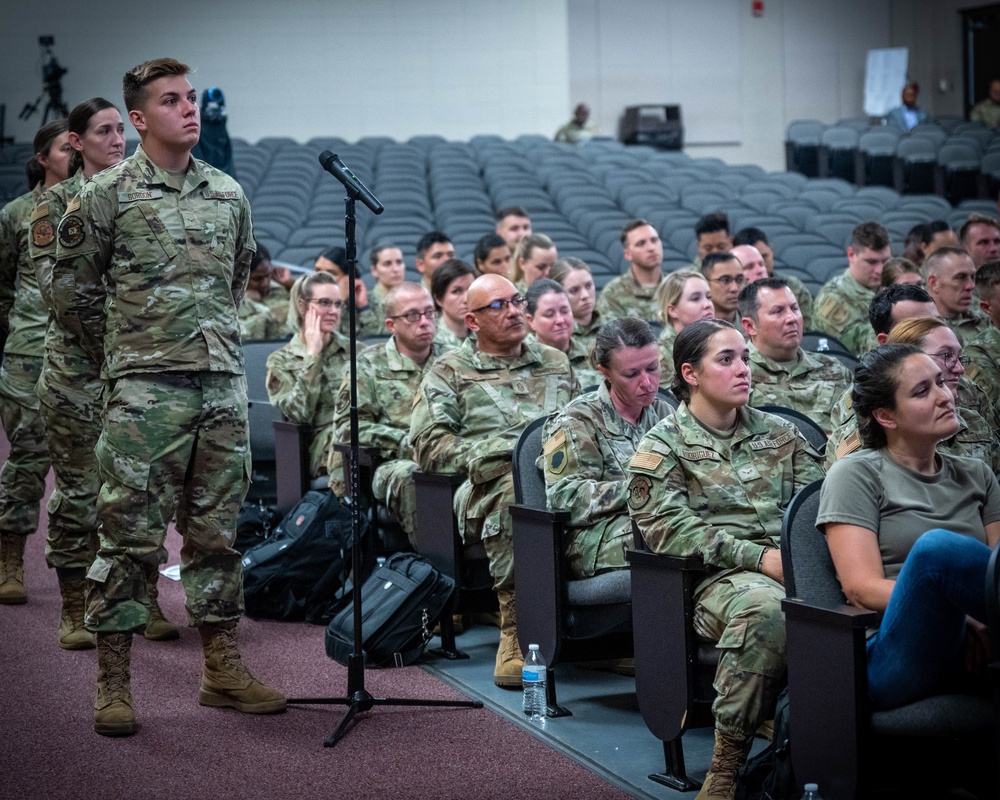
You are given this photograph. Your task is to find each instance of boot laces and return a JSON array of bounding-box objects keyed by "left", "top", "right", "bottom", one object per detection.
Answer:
[
  {"left": 102, "top": 638, "right": 131, "bottom": 699},
  {"left": 216, "top": 627, "right": 252, "bottom": 680},
  {"left": 706, "top": 736, "right": 750, "bottom": 797}
]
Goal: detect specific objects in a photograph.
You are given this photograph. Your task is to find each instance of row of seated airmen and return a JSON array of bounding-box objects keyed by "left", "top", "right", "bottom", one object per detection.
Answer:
[{"left": 255, "top": 213, "right": 1000, "bottom": 800}]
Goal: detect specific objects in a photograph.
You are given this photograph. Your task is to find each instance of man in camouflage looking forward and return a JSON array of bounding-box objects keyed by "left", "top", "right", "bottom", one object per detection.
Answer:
[{"left": 51, "top": 57, "right": 284, "bottom": 737}]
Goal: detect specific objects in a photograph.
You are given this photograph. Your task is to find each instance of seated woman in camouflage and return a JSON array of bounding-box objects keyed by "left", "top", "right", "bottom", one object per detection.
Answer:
[
  {"left": 265, "top": 272, "right": 351, "bottom": 479},
  {"left": 431, "top": 258, "right": 477, "bottom": 349},
  {"left": 818, "top": 343, "right": 1000, "bottom": 710},
  {"left": 654, "top": 269, "right": 714, "bottom": 384},
  {"left": 549, "top": 257, "right": 601, "bottom": 349},
  {"left": 627, "top": 318, "right": 824, "bottom": 800},
  {"left": 525, "top": 279, "right": 601, "bottom": 389},
  {"left": 826, "top": 316, "right": 1000, "bottom": 475},
  {"left": 509, "top": 233, "right": 557, "bottom": 294},
  {"left": 541, "top": 318, "right": 673, "bottom": 579}
]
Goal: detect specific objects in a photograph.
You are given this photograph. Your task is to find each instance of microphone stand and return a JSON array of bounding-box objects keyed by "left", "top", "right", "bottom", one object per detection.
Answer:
[{"left": 288, "top": 155, "right": 482, "bottom": 747}]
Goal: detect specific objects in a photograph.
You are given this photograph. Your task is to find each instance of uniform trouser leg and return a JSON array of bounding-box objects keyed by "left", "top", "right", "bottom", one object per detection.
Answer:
[
  {"left": 40, "top": 400, "right": 100, "bottom": 571},
  {"left": 371, "top": 459, "right": 419, "bottom": 546},
  {"left": 464, "top": 472, "right": 517, "bottom": 591},
  {"left": 693, "top": 571, "right": 786, "bottom": 741},
  {"left": 565, "top": 517, "right": 632, "bottom": 580},
  {"left": 85, "top": 373, "right": 250, "bottom": 633},
  {"left": 0, "top": 355, "right": 48, "bottom": 536}
]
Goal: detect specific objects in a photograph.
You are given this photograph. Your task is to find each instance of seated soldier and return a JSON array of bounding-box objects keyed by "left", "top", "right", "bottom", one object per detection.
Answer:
[
  {"left": 509, "top": 233, "right": 558, "bottom": 294},
  {"left": 692, "top": 211, "right": 733, "bottom": 270},
  {"left": 414, "top": 231, "right": 456, "bottom": 291},
  {"left": 239, "top": 247, "right": 285, "bottom": 340},
  {"left": 542, "top": 318, "right": 672, "bottom": 579},
  {"left": 964, "top": 259, "right": 1000, "bottom": 408},
  {"left": 367, "top": 243, "right": 406, "bottom": 323},
  {"left": 495, "top": 206, "right": 532, "bottom": 249},
  {"left": 924, "top": 246, "right": 990, "bottom": 342},
  {"left": 814, "top": 221, "right": 892, "bottom": 354},
  {"left": 701, "top": 252, "right": 746, "bottom": 329},
  {"left": 314, "top": 245, "right": 382, "bottom": 337},
  {"left": 595, "top": 219, "right": 665, "bottom": 322},
  {"left": 549, "top": 257, "right": 601, "bottom": 348},
  {"left": 739, "top": 277, "right": 851, "bottom": 435},
  {"left": 524, "top": 279, "right": 602, "bottom": 389},
  {"left": 431, "top": 258, "right": 478, "bottom": 348},
  {"left": 410, "top": 274, "right": 577, "bottom": 688},
  {"left": 266, "top": 272, "right": 352, "bottom": 482},
  {"left": 331, "top": 282, "right": 450, "bottom": 546},
  {"left": 654, "top": 269, "right": 714, "bottom": 382},
  {"left": 474, "top": 233, "right": 510, "bottom": 277},
  {"left": 733, "top": 226, "right": 814, "bottom": 330}
]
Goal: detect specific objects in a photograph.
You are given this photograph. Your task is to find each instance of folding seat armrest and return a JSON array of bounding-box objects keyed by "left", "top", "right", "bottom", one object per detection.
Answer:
[
  {"left": 412, "top": 471, "right": 465, "bottom": 580},
  {"left": 274, "top": 420, "right": 310, "bottom": 513}
]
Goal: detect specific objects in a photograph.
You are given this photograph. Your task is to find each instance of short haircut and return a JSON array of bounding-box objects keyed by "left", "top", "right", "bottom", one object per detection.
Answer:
[
  {"left": 525, "top": 277, "right": 567, "bottom": 316},
  {"left": 123, "top": 58, "right": 190, "bottom": 112},
  {"left": 671, "top": 318, "right": 737, "bottom": 403},
  {"left": 920, "top": 220, "right": 953, "bottom": 245},
  {"left": 852, "top": 344, "right": 922, "bottom": 449},
  {"left": 415, "top": 231, "right": 452, "bottom": 259},
  {"left": 370, "top": 243, "right": 399, "bottom": 268},
  {"left": 923, "top": 245, "right": 972, "bottom": 277},
  {"left": 850, "top": 221, "right": 890, "bottom": 252},
  {"left": 496, "top": 206, "right": 529, "bottom": 222},
  {"left": 429, "top": 258, "right": 478, "bottom": 306},
  {"left": 383, "top": 281, "right": 430, "bottom": 318},
  {"left": 250, "top": 243, "right": 271, "bottom": 270},
  {"left": 700, "top": 251, "right": 738, "bottom": 279},
  {"left": 473, "top": 233, "right": 507, "bottom": 265},
  {"left": 737, "top": 276, "right": 790, "bottom": 322},
  {"left": 549, "top": 257, "right": 591, "bottom": 286},
  {"left": 695, "top": 212, "right": 730, "bottom": 239},
  {"left": 592, "top": 317, "right": 656, "bottom": 370},
  {"left": 732, "top": 227, "right": 769, "bottom": 248},
  {"left": 867, "top": 283, "right": 933, "bottom": 335},
  {"left": 975, "top": 260, "right": 1000, "bottom": 301},
  {"left": 959, "top": 213, "right": 1000, "bottom": 244},
  {"left": 620, "top": 218, "right": 652, "bottom": 247}
]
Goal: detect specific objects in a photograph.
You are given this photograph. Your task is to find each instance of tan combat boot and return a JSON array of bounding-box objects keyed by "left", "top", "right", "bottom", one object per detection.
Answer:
[
  {"left": 493, "top": 588, "right": 524, "bottom": 688},
  {"left": 57, "top": 579, "right": 95, "bottom": 650},
  {"left": 143, "top": 573, "right": 179, "bottom": 641},
  {"left": 695, "top": 730, "right": 754, "bottom": 800},
  {"left": 198, "top": 621, "right": 286, "bottom": 714},
  {"left": 94, "top": 632, "right": 137, "bottom": 736},
  {"left": 0, "top": 534, "right": 27, "bottom": 604}
]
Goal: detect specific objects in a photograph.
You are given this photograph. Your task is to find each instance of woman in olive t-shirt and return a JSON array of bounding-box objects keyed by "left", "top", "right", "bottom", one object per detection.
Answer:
[{"left": 818, "top": 343, "right": 1000, "bottom": 710}]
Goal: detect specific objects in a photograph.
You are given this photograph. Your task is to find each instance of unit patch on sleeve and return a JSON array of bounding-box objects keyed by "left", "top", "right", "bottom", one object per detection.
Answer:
[
  {"left": 57, "top": 215, "right": 86, "bottom": 248},
  {"left": 32, "top": 219, "right": 55, "bottom": 248}
]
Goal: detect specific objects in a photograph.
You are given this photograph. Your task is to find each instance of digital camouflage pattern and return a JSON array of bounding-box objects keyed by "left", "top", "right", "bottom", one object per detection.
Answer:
[
  {"left": 944, "top": 308, "right": 991, "bottom": 344},
  {"left": 50, "top": 144, "right": 254, "bottom": 377},
  {"left": 85, "top": 373, "right": 250, "bottom": 631},
  {"left": 964, "top": 325, "right": 1000, "bottom": 411},
  {"left": 331, "top": 336, "right": 451, "bottom": 541},
  {"left": 0, "top": 354, "right": 48, "bottom": 537},
  {"left": 594, "top": 270, "right": 663, "bottom": 323},
  {"left": 541, "top": 383, "right": 673, "bottom": 578},
  {"left": 409, "top": 338, "right": 577, "bottom": 589},
  {"left": 813, "top": 268, "right": 875, "bottom": 354},
  {"left": 747, "top": 344, "right": 852, "bottom": 435},
  {"left": 657, "top": 325, "right": 678, "bottom": 388},
  {"left": 433, "top": 319, "right": 467, "bottom": 350},
  {"left": 29, "top": 171, "right": 102, "bottom": 569},
  {"left": 781, "top": 273, "right": 814, "bottom": 332},
  {"left": 266, "top": 329, "right": 351, "bottom": 479},
  {"left": 0, "top": 187, "right": 48, "bottom": 356},
  {"left": 627, "top": 403, "right": 824, "bottom": 739},
  {"left": 573, "top": 308, "right": 604, "bottom": 351},
  {"left": 566, "top": 334, "right": 602, "bottom": 390}
]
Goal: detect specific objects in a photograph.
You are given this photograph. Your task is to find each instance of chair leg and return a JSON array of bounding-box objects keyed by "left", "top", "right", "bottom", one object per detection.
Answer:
[
  {"left": 648, "top": 738, "right": 699, "bottom": 792},
  {"left": 544, "top": 667, "right": 571, "bottom": 718},
  {"left": 429, "top": 605, "right": 468, "bottom": 661}
]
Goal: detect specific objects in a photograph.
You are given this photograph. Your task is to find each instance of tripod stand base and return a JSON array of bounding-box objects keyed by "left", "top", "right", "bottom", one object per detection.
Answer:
[{"left": 287, "top": 690, "right": 484, "bottom": 747}]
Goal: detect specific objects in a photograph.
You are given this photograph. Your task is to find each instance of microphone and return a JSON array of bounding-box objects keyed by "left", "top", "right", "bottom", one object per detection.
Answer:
[{"left": 318, "top": 151, "right": 384, "bottom": 215}]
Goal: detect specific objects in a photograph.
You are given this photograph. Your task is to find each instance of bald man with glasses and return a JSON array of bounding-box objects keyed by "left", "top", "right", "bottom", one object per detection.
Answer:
[{"left": 410, "top": 274, "right": 578, "bottom": 688}]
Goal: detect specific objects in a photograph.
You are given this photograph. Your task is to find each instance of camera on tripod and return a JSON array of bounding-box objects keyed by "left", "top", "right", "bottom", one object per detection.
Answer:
[{"left": 19, "top": 35, "right": 69, "bottom": 123}]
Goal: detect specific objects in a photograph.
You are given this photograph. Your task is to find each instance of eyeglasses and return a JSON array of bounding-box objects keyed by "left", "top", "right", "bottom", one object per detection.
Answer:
[
  {"left": 708, "top": 275, "right": 747, "bottom": 287},
  {"left": 390, "top": 308, "right": 438, "bottom": 324},
  {"left": 469, "top": 295, "right": 527, "bottom": 314},
  {"left": 927, "top": 351, "right": 971, "bottom": 369},
  {"left": 311, "top": 298, "right": 343, "bottom": 309}
]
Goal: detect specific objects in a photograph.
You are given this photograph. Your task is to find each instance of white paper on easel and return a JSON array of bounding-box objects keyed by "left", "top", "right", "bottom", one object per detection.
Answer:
[{"left": 864, "top": 48, "right": 909, "bottom": 117}]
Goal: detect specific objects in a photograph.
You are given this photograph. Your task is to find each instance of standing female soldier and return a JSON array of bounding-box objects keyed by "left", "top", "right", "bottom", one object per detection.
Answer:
[
  {"left": 0, "top": 119, "right": 73, "bottom": 604},
  {"left": 628, "top": 318, "right": 824, "bottom": 800}
]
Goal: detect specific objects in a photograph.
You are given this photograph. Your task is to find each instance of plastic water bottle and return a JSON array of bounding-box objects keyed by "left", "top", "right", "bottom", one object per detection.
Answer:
[
  {"left": 800, "top": 784, "right": 823, "bottom": 799},
  {"left": 522, "top": 644, "right": 547, "bottom": 720}
]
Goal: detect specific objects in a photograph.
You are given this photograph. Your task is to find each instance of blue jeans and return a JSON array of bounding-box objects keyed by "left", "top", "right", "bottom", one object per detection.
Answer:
[{"left": 866, "top": 528, "right": 991, "bottom": 709}]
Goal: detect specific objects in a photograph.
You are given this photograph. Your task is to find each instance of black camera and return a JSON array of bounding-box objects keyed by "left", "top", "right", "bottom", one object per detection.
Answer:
[{"left": 39, "top": 35, "right": 54, "bottom": 47}]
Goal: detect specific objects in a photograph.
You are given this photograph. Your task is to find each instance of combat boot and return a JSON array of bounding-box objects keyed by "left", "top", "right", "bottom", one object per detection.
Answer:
[
  {"left": 57, "top": 579, "right": 94, "bottom": 650},
  {"left": 198, "top": 621, "right": 286, "bottom": 714},
  {"left": 94, "top": 632, "right": 136, "bottom": 736},
  {"left": 143, "top": 573, "right": 179, "bottom": 641},
  {"left": 0, "top": 534, "right": 27, "bottom": 604},
  {"left": 695, "top": 730, "right": 754, "bottom": 800},
  {"left": 493, "top": 588, "right": 523, "bottom": 688}
]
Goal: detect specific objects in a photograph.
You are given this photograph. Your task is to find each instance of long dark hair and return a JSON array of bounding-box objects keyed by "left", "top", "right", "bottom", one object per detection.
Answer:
[
  {"left": 25, "top": 119, "right": 69, "bottom": 189},
  {"left": 671, "top": 318, "right": 736, "bottom": 403},
  {"left": 852, "top": 343, "right": 922, "bottom": 449}
]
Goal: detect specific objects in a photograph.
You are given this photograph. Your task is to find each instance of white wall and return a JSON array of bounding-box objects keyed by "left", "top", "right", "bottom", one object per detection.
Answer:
[{"left": 0, "top": 0, "right": 571, "bottom": 145}]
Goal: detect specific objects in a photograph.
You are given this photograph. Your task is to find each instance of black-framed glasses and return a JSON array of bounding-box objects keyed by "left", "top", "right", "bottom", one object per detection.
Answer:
[
  {"left": 708, "top": 275, "right": 747, "bottom": 287},
  {"left": 311, "top": 298, "right": 343, "bottom": 309},
  {"left": 390, "top": 308, "right": 438, "bottom": 324},
  {"left": 927, "top": 351, "right": 971, "bottom": 369},
  {"left": 469, "top": 295, "right": 527, "bottom": 314}
]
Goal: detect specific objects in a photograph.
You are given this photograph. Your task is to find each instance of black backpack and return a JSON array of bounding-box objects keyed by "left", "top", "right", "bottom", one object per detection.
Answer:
[
  {"left": 736, "top": 687, "right": 797, "bottom": 800},
  {"left": 234, "top": 501, "right": 280, "bottom": 554},
  {"left": 325, "top": 553, "right": 455, "bottom": 668},
  {"left": 241, "top": 489, "right": 366, "bottom": 624}
]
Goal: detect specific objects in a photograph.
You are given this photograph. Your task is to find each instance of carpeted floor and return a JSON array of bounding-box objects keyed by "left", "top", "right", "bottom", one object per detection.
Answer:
[{"left": 0, "top": 436, "right": 635, "bottom": 800}]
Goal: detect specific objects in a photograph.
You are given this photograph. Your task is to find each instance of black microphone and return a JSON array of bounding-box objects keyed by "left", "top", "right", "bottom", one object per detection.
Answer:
[{"left": 318, "top": 150, "right": 384, "bottom": 215}]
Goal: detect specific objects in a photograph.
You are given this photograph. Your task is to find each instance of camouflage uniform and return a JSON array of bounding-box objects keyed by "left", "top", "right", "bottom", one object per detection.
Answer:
[
  {"left": 595, "top": 270, "right": 664, "bottom": 323},
  {"left": 541, "top": 383, "right": 673, "bottom": 578},
  {"left": 567, "top": 334, "right": 602, "bottom": 390},
  {"left": 339, "top": 298, "right": 384, "bottom": 338},
  {"left": 409, "top": 338, "right": 577, "bottom": 589},
  {"left": 747, "top": 343, "right": 852, "bottom": 435},
  {"left": 780, "top": 273, "right": 814, "bottom": 332},
  {"left": 813, "top": 268, "right": 874, "bottom": 354},
  {"left": 50, "top": 145, "right": 255, "bottom": 632},
  {"left": 29, "top": 172, "right": 104, "bottom": 570},
  {"left": 573, "top": 309, "right": 604, "bottom": 350},
  {"left": 964, "top": 325, "right": 1000, "bottom": 411},
  {"left": 367, "top": 281, "right": 389, "bottom": 326},
  {"left": 331, "top": 336, "right": 451, "bottom": 544},
  {"left": 657, "top": 325, "right": 679, "bottom": 388},
  {"left": 238, "top": 296, "right": 284, "bottom": 340},
  {"left": 943, "top": 309, "right": 991, "bottom": 345},
  {"left": 434, "top": 319, "right": 468, "bottom": 349},
  {"left": 0, "top": 186, "right": 49, "bottom": 540},
  {"left": 628, "top": 404, "right": 824, "bottom": 739},
  {"left": 261, "top": 281, "right": 290, "bottom": 328},
  {"left": 265, "top": 329, "right": 350, "bottom": 479}
]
